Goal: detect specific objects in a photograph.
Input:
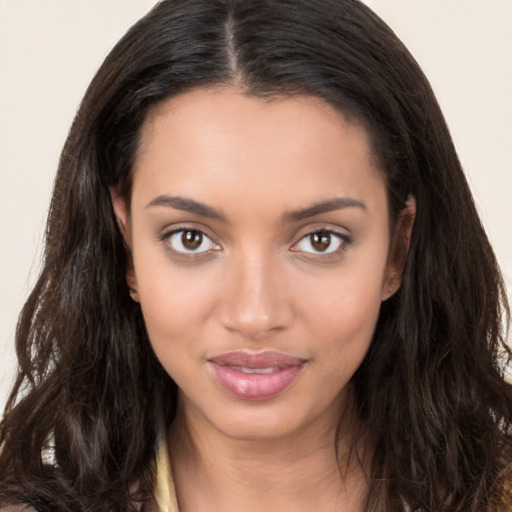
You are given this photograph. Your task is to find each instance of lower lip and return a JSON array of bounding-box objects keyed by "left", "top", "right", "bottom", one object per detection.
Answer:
[{"left": 209, "top": 362, "right": 304, "bottom": 401}]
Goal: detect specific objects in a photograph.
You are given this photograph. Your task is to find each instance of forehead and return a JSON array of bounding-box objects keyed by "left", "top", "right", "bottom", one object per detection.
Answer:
[{"left": 131, "top": 86, "right": 386, "bottom": 218}]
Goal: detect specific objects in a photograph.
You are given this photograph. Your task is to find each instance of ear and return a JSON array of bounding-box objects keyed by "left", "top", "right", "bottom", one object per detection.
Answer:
[
  {"left": 110, "top": 187, "right": 131, "bottom": 244},
  {"left": 381, "top": 196, "right": 416, "bottom": 301},
  {"left": 110, "top": 188, "right": 139, "bottom": 301}
]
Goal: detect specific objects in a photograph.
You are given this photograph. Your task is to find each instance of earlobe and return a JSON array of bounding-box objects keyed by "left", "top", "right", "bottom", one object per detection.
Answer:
[
  {"left": 110, "top": 187, "right": 131, "bottom": 244},
  {"left": 128, "top": 285, "right": 140, "bottom": 303},
  {"left": 126, "top": 259, "right": 139, "bottom": 303},
  {"left": 110, "top": 187, "right": 139, "bottom": 302},
  {"left": 381, "top": 196, "right": 416, "bottom": 301}
]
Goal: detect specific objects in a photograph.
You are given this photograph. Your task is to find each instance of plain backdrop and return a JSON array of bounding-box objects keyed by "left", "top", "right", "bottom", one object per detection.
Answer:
[{"left": 1, "top": 0, "right": 511, "bottom": 412}]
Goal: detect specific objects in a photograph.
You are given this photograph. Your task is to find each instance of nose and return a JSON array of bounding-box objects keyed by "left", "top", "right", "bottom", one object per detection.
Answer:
[{"left": 217, "top": 251, "right": 293, "bottom": 341}]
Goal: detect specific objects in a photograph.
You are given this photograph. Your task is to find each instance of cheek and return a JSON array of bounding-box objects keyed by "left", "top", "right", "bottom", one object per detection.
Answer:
[
  {"left": 308, "top": 292, "right": 381, "bottom": 399},
  {"left": 133, "top": 249, "right": 219, "bottom": 362},
  {"left": 298, "top": 254, "right": 387, "bottom": 363}
]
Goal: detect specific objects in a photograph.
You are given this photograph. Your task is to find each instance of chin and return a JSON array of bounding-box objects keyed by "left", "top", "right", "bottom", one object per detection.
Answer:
[{"left": 180, "top": 387, "right": 344, "bottom": 445}]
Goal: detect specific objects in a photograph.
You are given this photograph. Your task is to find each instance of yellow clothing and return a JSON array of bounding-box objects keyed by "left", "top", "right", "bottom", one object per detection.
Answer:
[{"left": 154, "top": 437, "right": 179, "bottom": 512}]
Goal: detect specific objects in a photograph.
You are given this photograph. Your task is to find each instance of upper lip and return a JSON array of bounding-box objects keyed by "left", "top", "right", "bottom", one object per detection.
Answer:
[{"left": 208, "top": 351, "right": 306, "bottom": 369}]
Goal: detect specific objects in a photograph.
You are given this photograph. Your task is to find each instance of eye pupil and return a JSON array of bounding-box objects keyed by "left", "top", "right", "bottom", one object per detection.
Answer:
[
  {"left": 311, "top": 231, "right": 331, "bottom": 251},
  {"left": 181, "top": 230, "right": 202, "bottom": 250}
]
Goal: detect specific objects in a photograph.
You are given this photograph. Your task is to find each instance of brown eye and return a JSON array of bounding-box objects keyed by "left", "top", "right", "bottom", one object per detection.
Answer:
[
  {"left": 292, "top": 229, "right": 348, "bottom": 255},
  {"left": 182, "top": 230, "right": 202, "bottom": 250},
  {"left": 310, "top": 231, "right": 331, "bottom": 252},
  {"left": 166, "top": 229, "right": 218, "bottom": 254}
]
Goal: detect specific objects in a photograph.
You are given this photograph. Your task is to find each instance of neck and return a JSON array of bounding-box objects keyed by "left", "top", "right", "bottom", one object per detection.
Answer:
[{"left": 168, "top": 390, "right": 370, "bottom": 512}]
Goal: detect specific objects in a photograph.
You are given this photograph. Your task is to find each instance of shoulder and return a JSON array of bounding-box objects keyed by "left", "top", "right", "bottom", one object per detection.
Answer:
[{"left": 488, "top": 463, "right": 512, "bottom": 512}]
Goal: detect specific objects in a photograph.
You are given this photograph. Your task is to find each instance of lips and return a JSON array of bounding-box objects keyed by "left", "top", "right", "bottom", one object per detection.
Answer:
[{"left": 208, "top": 351, "right": 305, "bottom": 400}]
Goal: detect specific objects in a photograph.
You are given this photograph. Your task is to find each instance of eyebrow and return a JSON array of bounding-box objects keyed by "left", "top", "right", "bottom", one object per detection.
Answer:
[
  {"left": 146, "top": 194, "right": 366, "bottom": 223},
  {"left": 146, "top": 195, "right": 227, "bottom": 221},
  {"left": 282, "top": 197, "right": 367, "bottom": 223}
]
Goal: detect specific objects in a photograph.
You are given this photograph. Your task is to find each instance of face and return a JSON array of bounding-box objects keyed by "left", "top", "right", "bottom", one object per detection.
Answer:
[{"left": 114, "top": 87, "right": 410, "bottom": 442}]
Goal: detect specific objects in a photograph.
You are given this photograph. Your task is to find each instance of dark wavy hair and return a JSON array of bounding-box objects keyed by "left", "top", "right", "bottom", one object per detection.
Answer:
[{"left": 1, "top": 0, "right": 510, "bottom": 510}]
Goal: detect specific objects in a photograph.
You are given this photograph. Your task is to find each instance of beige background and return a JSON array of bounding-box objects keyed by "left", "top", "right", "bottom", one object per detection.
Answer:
[{"left": 1, "top": 0, "right": 511, "bottom": 412}]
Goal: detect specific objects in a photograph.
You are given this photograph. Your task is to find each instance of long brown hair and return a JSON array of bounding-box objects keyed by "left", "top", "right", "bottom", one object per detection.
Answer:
[{"left": 1, "top": 1, "right": 510, "bottom": 510}]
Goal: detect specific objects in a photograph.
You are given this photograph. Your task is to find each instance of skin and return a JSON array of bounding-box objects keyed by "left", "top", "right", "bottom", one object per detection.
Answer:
[{"left": 112, "top": 86, "right": 414, "bottom": 512}]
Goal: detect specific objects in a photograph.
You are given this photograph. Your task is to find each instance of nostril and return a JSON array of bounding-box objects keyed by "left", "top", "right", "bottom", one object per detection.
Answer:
[{"left": 220, "top": 312, "right": 286, "bottom": 341}]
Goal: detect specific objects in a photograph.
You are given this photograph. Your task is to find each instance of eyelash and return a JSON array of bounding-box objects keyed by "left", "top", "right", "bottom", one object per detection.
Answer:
[
  {"left": 290, "top": 229, "right": 351, "bottom": 256},
  {"left": 159, "top": 227, "right": 351, "bottom": 258},
  {"left": 159, "top": 227, "right": 220, "bottom": 256}
]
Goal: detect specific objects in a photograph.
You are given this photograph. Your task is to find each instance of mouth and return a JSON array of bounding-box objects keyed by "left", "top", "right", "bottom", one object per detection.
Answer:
[{"left": 207, "top": 351, "right": 306, "bottom": 401}]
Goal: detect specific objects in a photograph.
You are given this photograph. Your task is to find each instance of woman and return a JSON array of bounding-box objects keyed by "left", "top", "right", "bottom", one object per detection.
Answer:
[{"left": 0, "top": 0, "right": 510, "bottom": 510}]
